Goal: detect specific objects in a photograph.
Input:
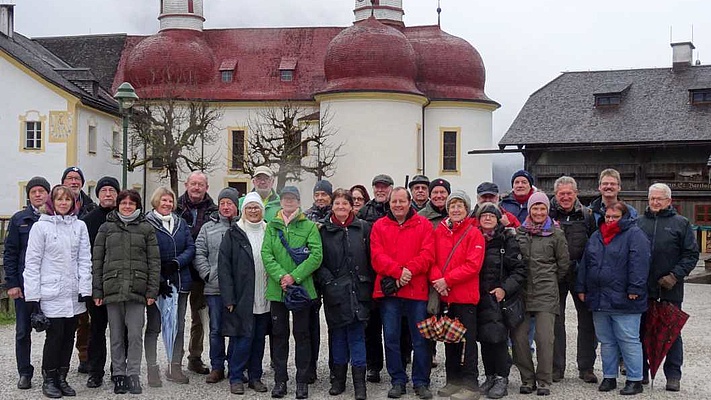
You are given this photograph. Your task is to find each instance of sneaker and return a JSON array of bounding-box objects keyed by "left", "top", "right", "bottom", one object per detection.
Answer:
[
  {"left": 249, "top": 380, "right": 268, "bottom": 392},
  {"left": 414, "top": 385, "right": 434, "bottom": 399},
  {"left": 230, "top": 382, "right": 245, "bottom": 395},
  {"left": 437, "top": 382, "right": 461, "bottom": 397},
  {"left": 666, "top": 378, "right": 680, "bottom": 392},
  {"left": 113, "top": 375, "right": 128, "bottom": 395},
  {"left": 388, "top": 384, "right": 406, "bottom": 399},
  {"left": 579, "top": 370, "right": 598, "bottom": 384},
  {"left": 479, "top": 375, "right": 495, "bottom": 395},
  {"left": 128, "top": 375, "right": 142, "bottom": 395},
  {"left": 271, "top": 381, "right": 287, "bottom": 398},
  {"left": 487, "top": 376, "right": 508, "bottom": 399}
]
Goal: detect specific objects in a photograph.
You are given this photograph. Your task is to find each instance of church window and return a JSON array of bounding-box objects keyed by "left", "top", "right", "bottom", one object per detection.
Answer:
[
  {"left": 441, "top": 128, "right": 460, "bottom": 173},
  {"left": 25, "top": 121, "right": 42, "bottom": 150},
  {"left": 690, "top": 89, "right": 711, "bottom": 105}
]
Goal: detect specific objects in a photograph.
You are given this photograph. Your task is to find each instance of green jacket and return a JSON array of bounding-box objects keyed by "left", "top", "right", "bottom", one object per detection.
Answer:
[
  {"left": 239, "top": 190, "right": 281, "bottom": 223},
  {"left": 262, "top": 209, "right": 323, "bottom": 302},
  {"left": 92, "top": 211, "right": 161, "bottom": 304}
]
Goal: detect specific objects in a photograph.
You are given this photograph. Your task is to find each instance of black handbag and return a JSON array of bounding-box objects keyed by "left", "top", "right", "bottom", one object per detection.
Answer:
[{"left": 499, "top": 246, "right": 524, "bottom": 329}]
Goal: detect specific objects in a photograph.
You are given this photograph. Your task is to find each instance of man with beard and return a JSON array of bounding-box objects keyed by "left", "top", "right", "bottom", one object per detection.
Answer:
[
  {"left": 470, "top": 182, "right": 520, "bottom": 228},
  {"left": 304, "top": 180, "right": 333, "bottom": 224},
  {"left": 239, "top": 166, "right": 281, "bottom": 223},
  {"left": 408, "top": 175, "right": 430, "bottom": 212},
  {"left": 358, "top": 174, "right": 394, "bottom": 224}
]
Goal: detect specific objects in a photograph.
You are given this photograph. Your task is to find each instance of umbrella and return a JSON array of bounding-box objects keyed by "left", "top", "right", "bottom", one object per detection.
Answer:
[
  {"left": 643, "top": 300, "right": 689, "bottom": 387},
  {"left": 156, "top": 284, "right": 179, "bottom": 362}
]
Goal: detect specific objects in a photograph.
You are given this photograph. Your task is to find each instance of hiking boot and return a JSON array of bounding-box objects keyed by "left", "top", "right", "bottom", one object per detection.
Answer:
[
  {"left": 414, "top": 385, "right": 433, "bottom": 399},
  {"left": 666, "top": 378, "right": 680, "bottom": 392},
  {"left": 620, "top": 380, "right": 643, "bottom": 395},
  {"left": 438, "top": 382, "right": 461, "bottom": 397},
  {"left": 128, "top": 375, "right": 142, "bottom": 395},
  {"left": 271, "top": 381, "right": 287, "bottom": 398},
  {"left": 112, "top": 375, "right": 128, "bottom": 395},
  {"left": 366, "top": 369, "right": 381, "bottom": 383},
  {"left": 388, "top": 384, "right": 406, "bottom": 398},
  {"left": 249, "top": 380, "right": 268, "bottom": 392},
  {"left": 598, "top": 378, "right": 617, "bottom": 392},
  {"left": 352, "top": 366, "right": 367, "bottom": 400},
  {"left": 479, "top": 375, "right": 495, "bottom": 395},
  {"left": 296, "top": 383, "right": 309, "bottom": 399},
  {"left": 205, "top": 369, "right": 225, "bottom": 384},
  {"left": 450, "top": 387, "right": 480, "bottom": 400},
  {"left": 147, "top": 365, "right": 162, "bottom": 388},
  {"left": 166, "top": 363, "right": 189, "bottom": 384},
  {"left": 519, "top": 382, "right": 536, "bottom": 394},
  {"left": 18, "top": 375, "right": 32, "bottom": 390},
  {"left": 86, "top": 374, "right": 103, "bottom": 388},
  {"left": 187, "top": 359, "right": 209, "bottom": 375},
  {"left": 230, "top": 382, "right": 245, "bottom": 395},
  {"left": 579, "top": 369, "right": 598, "bottom": 383},
  {"left": 487, "top": 376, "right": 508, "bottom": 399},
  {"left": 42, "top": 369, "right": 63, "bottom": 399},
  {"left": 57, "top": 367, "right": 77, "bottom": 396},
  {"left": 329, "top": 364, "right": 347, "bottom": 395}
]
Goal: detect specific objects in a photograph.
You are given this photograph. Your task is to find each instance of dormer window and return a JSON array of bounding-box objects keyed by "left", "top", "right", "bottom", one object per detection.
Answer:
[
  {"left": 690, "top": 89, "right": 711, "bottom": 105},
  {"left": 595, "top": 95, "right": 621, "bottom": 107},
  {"left": 593, "top": 82, "right": 630, "bottom": 108},
  {"left": 279, "top": 57, "right": 297, "bottom": 82},
  {"left": 219, "top": 59, "right": 236, "bottom": 83}
]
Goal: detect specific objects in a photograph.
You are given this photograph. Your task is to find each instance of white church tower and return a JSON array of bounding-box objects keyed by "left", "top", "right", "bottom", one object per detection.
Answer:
[
  {"left": 354, "top": 0, "right": 404, "bottom": 27},
  {"left": 159, "top": 0, "right": 205, "bottom": 31}
]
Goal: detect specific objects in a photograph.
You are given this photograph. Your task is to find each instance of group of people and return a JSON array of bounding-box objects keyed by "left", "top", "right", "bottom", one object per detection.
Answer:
[{"left": 3, "top": 164, "right": 699, "bottom": 400}]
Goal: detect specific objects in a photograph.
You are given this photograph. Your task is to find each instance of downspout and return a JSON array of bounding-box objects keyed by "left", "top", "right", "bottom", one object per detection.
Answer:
[{"left": 421, "top": 99, "right": 431, "bottom": 175}]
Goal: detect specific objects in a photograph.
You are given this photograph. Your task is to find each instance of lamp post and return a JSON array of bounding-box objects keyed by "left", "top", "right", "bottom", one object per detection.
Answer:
[{"left": 113, "top": 82, "right": 139, "bottom": 189}]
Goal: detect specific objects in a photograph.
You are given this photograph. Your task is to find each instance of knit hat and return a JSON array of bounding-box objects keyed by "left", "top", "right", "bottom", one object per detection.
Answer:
[
  {"left": 95, "top": 176, "right": 120, "bottom": 196},
  {"left": 61, "top": 166, "right": 85, "bottom": 186},
  {"left": 280, "top": 186, "right": 300, "bottom": 201},
  {"left": 241, "top": 192, "right": 265, "bottom": 216},
  {"left": 527, "top": 191, "right": 550, "bottom": 214},
  {"left": 446, "top": 190, "right": 471, "bottom": 212},
  {"left": 511, "top": 169, "right": 534, "bottom": 187},
  {"left": 476, "top": 202, "right": 502, "bottom": 220},
  {"left": 313, "top": 180, "right": 333, "bottom": 197},
  {"left": 429, "top": 178, "right": 451, "bottom": 195},
  {"left": 372, "top": 174, "right": 394, "bottom": 186},
  {"left": 218, "top": 187, "right": 240, "bottom": 208},
  {"left": 26, "top": 176, "right": 50, "bottom": 196},
  {"left": 408, "top": 175, "right": 430, "bottom": 189}
]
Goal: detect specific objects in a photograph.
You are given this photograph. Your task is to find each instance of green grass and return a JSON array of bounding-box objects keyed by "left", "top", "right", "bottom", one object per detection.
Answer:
[{"left": 0, "top": 311, "right": 16, "bottom": 325}]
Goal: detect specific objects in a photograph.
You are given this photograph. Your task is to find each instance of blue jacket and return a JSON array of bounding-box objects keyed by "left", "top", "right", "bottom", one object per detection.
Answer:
[
  {"left": 500, "top": 192, "right": 529, "bottom": 224},
  {"left": 145, "top": 211, "right": 196, "bottom": 293},
  {"left": 3, "top": 207, "right": 40, "bottom": 289},
  {"left": 576, "top": 215, "right": 650, "bottom": 314}
]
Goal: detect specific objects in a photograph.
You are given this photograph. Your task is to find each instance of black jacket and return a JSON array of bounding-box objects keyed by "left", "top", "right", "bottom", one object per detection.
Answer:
[
  {"left": 3, "top": 207, "right": 40, "bottom": 289},
  {"left": 589, "top": 196, "right": 638, "bottom": 226},
  {"left": 356, "top": 200, "right": 389, "bottom": 224},
  {"left": 78, "top": 191, "right": 97, "bottom": 219},
  {"left": 549, "top": 198, "right": 596, "bottom": 281},
  {"left": 82, "top": 206, "right": 114, "bottom": 249},
  {"left": 316, "top": 216, "right": 374, "bottom": 329},
  {"left": 176, "top": 192, "right": 218, "bottom": 281},
  {"left": 637, "top": 207, "right": 699, "bottom": 302},
  {"left": 477, "top": 226, "right": 527, "bottom": 344},
  {"left": 218, "top": 224, "right": 257, "bottom": 338},
  {"left": 305, "top": 204, "right": 332, "bottom": 224}
]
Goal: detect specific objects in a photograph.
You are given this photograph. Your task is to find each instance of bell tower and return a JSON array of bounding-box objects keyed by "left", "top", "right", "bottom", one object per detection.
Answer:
[
  {"left": 354, "top": 0, "right": 404, "bottom": 27},
  {"left": 159, "top": 0, "right": 205, "bottom": 32}
]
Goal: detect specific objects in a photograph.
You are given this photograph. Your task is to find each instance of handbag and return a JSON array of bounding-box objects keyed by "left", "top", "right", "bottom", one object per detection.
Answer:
[
  {"left": 278, "top": 230, "right": 310, "bottom": 265},
  {"left": 427, "top": 225, "right": 473, "bottom": 315},
  {"left": 499, "top": 246, "right": 524, "bottom": 329}
]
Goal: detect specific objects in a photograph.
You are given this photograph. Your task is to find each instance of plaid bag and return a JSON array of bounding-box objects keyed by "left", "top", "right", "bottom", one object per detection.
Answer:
[
  {"left": 416, "top": 315, "right": 445, "bottom": 341},
  {"left": 439, "top": 315, "right": 467, "bottom": 343}
]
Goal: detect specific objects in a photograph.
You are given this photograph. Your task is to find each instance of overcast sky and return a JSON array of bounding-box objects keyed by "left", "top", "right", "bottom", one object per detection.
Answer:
[{"left": 11, "top": 0, "right": 711, "bottom": 183}]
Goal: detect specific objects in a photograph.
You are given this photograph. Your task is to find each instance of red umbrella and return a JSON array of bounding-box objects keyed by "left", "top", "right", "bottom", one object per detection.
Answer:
[{"left": 643, "top": 300, "right": 689, "bottom": 387}]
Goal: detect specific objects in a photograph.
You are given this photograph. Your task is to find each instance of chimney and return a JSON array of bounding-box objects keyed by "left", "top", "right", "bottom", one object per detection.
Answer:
[
  {"left": 0, "top": 3, "right": 14, "bottom": 38},
  {"left": 671, "top": 41, "right": 695, "bottom": 71}
]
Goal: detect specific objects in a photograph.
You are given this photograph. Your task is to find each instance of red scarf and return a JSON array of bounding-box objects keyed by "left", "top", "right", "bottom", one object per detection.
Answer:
[
  {"left": 331, "top": 212, "right": 354, "bottom": 227},
  {"left": 600, "top": 221, "right": 621, "bottom": 245},
  {"left": 514, "top": 189, "right": 534, "bottom": 205}
]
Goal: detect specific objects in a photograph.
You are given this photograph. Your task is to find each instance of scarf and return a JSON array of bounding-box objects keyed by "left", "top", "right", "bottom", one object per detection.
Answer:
[
  {"left": 280, "top": 209, "right": 299, "bottom": 226},
  {"left": 330, "top": 212, "right": 354, "bottom": 228},
  {"left": 118, "top": 209, "right": 141, "bottom": 224},
  {"left": 600, "top": 221, "right": 621, "bottom": 245},
  {"left": 522, "top": 216, "right": 556, "bottom": 237},
  {"left": 481, "top": 228, "right": 496, "bottom": 242},
  {"left": 153, "top": 210, "right": 173, "bottom": 232},
  {"left": 514, "top": 189, "right": 534, "bottom": 205}
]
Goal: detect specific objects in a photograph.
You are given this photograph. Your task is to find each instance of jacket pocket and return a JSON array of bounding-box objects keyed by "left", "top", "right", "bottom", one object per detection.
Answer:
[
  {"left": 102, "top": 270, "right": 120, "bottom": 297},
  {"left": 131, "top": 269, "right": 148, "bottom": 296},
  {"left": 356, "top": 273, "right": 373, "bottom": 302},
  {"left": 40, "top": 277, "right": 61, "bottom": 300}
]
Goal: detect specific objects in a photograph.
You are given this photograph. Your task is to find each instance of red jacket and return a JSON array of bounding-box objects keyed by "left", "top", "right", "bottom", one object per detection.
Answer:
[
  {"left": 371, "top": 212, "right": 435, "bottom": 301},
  {"left": 430, "top": 217, "right": 485, "bottom": 305}
]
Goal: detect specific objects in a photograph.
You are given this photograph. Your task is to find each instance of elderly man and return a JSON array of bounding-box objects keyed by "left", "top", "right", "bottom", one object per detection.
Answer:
[
  {"left": 304, "top": 180, "right": 333, "bottom": 223},
  {"left": 82, "top": 176, "right": 121, "bottom": 388},
  {"left": 358, "top": 174, "right": 394, "bottom": 224},
  {"left": 548, "top": 176, "right": 598, "bottom": 384},
  {"left": 408, "top": 175, "right": 430, "bottom": 212},
  {"left": 419, "top": 178, "right": 450, "bottom": 228},
  {"left": 176, "top": 171, "right": 219, "bottom": 375},
  {"left": 371, "top": 187, "right": 435, "bottom": 399},
  {"left": 4, "top": 176, "right": 50, "bottom": 390},
  {"left": 470, "top": 182, "right": 520, "bottom": 228},
  {"left": 589, "top": 169, "right": 638, "bottom": 225},
  {"left": 240, "top": 166, "right": 281, "bottom": 223},
  {"left": 637, "top": 183, "right": 699, "bottom": 392},
  {"left": 500, "top": 170, "right": 535, "bottom": 224}
]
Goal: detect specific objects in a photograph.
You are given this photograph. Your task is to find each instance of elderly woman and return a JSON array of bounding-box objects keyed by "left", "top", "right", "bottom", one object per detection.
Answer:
[
  {"left": 349, "top": 185, "right": 371, "bottom": 215},
  {"left": 218, "top": 192, "right": 271, "bottom": 395},
  {"left": 23, "top": 185, "right": 92, "bottom": 398},
  {"left": 576, "top": 202, "right": 650, "bottom": 395},
  {"left": 262, "top": 186, "right": 323, "bottom": 400},
  {"left": 316, "top": 188, "right": 373, "bottom": 400},
  {"left": 513, "top": 192, "right": 570, "bottom": 396},
  {"left": 92, "top": 190, "right": 161, "bottom": 395},
  {"left": 144, "top": 186, "right": 196, "bottom": 385},
  {"left": 475, "top": 203, "right": 527, "bottom": 399},
  {"left": 430, "top": 190, "right": 485, "bottom": 400}
]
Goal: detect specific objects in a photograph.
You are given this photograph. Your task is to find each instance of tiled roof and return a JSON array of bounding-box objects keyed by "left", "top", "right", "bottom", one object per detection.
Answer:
[{"left": 499, "top": 66, "right": 711, "bottom": 147}]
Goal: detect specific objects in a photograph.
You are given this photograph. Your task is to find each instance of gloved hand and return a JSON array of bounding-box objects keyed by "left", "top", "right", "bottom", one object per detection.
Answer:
[
  {"left": 658, "top": 273, "right": 678, "bottom": 290},
  {"left": 162, "top": 260, "right": 180, "bottom": 277},
  {"left": 159, "top": 281, "right": 173, "bottom": 299},
  {"left": 77, "top": 295, "right": 92, "bottom": 303}
]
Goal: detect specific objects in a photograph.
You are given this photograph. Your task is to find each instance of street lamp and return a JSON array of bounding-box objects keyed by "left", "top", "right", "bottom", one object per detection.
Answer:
[{"left": 113, "top": 82, "right": 139, "bottom": 189}]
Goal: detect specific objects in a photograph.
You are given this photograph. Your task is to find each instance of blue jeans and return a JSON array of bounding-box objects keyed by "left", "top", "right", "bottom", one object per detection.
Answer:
[
  {"left": 593, "top": 312, "right": 643, "bottom": 381},
  {"left": 206, "top": 295, "right": 226, "bottom": 370},
  {"left": 330, "top": 321, "right": 366, "bottom": 368},
  {"left": 380, "top": 297, "right": 430, "bottom": 387},
  {"left": 14, "top": 298, "right": 33, "bottom": 377},
  {"left": 228, "top": 313, "right": 270, "bottom": 384}
]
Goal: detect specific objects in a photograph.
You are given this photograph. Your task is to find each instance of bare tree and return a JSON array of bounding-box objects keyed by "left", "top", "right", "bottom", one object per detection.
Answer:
[{"left": 246, "top": 103, "right": 343, "bottom": 191}]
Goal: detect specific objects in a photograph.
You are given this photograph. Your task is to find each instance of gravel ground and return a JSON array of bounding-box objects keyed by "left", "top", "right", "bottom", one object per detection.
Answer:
[{"left": 1, "top": 283, "right": 710, "bottom": 399}]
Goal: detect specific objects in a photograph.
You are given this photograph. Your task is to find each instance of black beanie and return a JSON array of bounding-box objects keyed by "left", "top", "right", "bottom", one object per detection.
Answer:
[
  {"left": 26, "top": 176, "right": 50, "bottom": 196},
  {"left": 511, "top": 169, "right": 534, "bottom": 187},
  {"left": 476, "top": 202, "right": 502, "bottom": 220},
  {"left": 61, "top": 166, "right": 85, "bottom": 186},
  {"left": 313, "top": 180, "right": 333, "bottom": 197},
  {"left": 95, "top": 176, "right": 120, "bottom": 196},
  {"left": 428, "top": 178, "right": 451, "bottom": 195}
]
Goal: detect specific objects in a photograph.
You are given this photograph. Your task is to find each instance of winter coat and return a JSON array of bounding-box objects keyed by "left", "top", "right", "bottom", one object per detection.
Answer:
[
  {"left": 516, "top": 224, "right": 570, "bottom": 315},
  {"left": 576, "top": 215, "right": 650, "bottom": 314},
  {"left": 145, "top": 211, "right": 196, "bottom": 293},
  {"left": 239, "top": 190, "right": 281, "bottom": 223},
  {"left": 262, "top": 210, "right": 323, "bottom": 302},
  {"left": 411, "top": 201, "right": 427, "bottom": 212},
  {"left": 195, "top": 212, "right": 232, "bottom": 295},
  {"left": 316, "top": 216, "right": 373, "bottom": 329},
  {"left": 549, "top": 198, "right": 596, "bottom": 283},
  {"left": 500, "top": 192, "right": 529, "bottom": 224},
  {"left": 176, "top": 192, "right": 218, "bottom": 282},
  {"left": 371, "top": 210, "right": 435, "bottom": 300},
  {"left": 82, "top": 206, "right": 113, "bottom": 249},
  {"left": 218, "top": 224, "right": 257, "bottom": 337},
  {"left": 589, "top": 197, "right": 638, "bottom": 226},
  {"left": 430, "top": 217, "right": 485, "bottom": 305},
  {"left": 23, "top": 214, "right": 92, "bottom": 318},
  {"left": 77, "top": 191, "right": 97, "bottom": 219},
  {"left": 418, "top": 201, "right": 447, "bottom": 229},
  {"left": 357, "top": 200, "right": 389, "bottom": 224},
  {"left": 305, "top": 204, "right": 332, "bottom": 224},
  {"left": 3, "top": 206, "right": 40, "bottom": 290},
  {"left": 637, "top": 207, "right": 699, "bottom": 302},
  {"left": 92, "top": 211, "right": 161, "bottom": 304},
  {"left": 477, "top": 225, "right": 527, "bottom": 343}
]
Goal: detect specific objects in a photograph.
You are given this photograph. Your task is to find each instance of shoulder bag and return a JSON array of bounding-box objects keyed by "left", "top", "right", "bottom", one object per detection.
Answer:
[{"left": 427, "top": 225, "right": 472, "bottom": 315}]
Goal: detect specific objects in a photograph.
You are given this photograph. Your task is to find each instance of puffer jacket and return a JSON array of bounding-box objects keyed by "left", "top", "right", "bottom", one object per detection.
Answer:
[
  {"left": 23, "top": 214, "right": 92, "bottom": 318},
  {"left": 195, "top": 211, "right": 233, "bottom": 295},
  {"left": 145, "top": 211, "right": 196, "bottom": 293},
  {"left": 637, "top": 206, "right": 699, "bottom": 302},
  {"left": 371, "top": 210, "right": 435, "bottom": 300},
  {"left": 218, "top": 224, "right": 257, "bottom": 338},
  {"left": 418, "top": 201, "right": 447, "bottom": 229},
  {"left": 3, "top": 206, "right": 40, "bottom": 290},
  {"left": 262, "top": 209, "right": 323, "bottom": 301},
  {"left": 576, "top": 214, "right": 650, "bottom": 314},
  {"left": 430, "top": 217, "right": 485, "bottom": 305},
  {"left": 477, "top": 225, "right": 527, "bottom": 343},
  {"left": 500, "top": 192, "right": 529, "bottom": 224},
  {"left": 316, "top": 215, "right": 373, "bottom": 329},
  {"left": 92, "top": 211, "right": 161, "bottom": 304},
  {"left": 516, "top": 223, "right": 570, "bottom": 315},
  {"left": 357, "top": 200, "right": 389, "bottom": 224}
]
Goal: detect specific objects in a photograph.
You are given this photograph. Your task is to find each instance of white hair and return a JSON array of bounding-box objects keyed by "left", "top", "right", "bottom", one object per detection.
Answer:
[
  {"left": 553, "top": 176, "right": 578, "bottom": 193},
  {"left": 648, "top": 183, "right": 672, "bottom": 198},
  {"left": 186, "top": 171, "right": 208, "bottom": 185}
]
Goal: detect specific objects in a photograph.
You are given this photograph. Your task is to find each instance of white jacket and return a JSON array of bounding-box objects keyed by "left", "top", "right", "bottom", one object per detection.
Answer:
[{"left": 23, "top": 214, "right": 92, "bottom": 318}]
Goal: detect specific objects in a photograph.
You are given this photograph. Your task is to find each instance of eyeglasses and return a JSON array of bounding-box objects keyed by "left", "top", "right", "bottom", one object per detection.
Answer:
[
  {"left": 649, "top": 196, "right": 670, "bottom": 203},
  {"left": 352, "top": 197, "right": 364, "bottom": 203},
  {"left": 605, "top": 214, "right": 622, "bottom": 221},
  {"left": 244, "top": 206, "right": 262, "bottom": 212}
]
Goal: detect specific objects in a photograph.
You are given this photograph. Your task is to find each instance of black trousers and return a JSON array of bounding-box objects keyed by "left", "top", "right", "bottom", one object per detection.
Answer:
[
  {"left": 271, "top": 301, "right": 312, "bottom": 384},
  {"left": 307, "top": 301, "right": 321, "bottom": 380},
  {"left": 553, "top": 280, "right": 597, "bottom": 375},
  {"left": 443, "top": 303, "right": 479, "bottom": 390},
  {"left": 365, "top": 301, "right": 383, "bottom": 372},
  {"left": 86, "top": 302, "right": 109, "bottom": 377},
  {"left": 43, "top": 316, "right": 78, "bottom": 371},
  {"left": 481, "top": 341, "right": 511, "bottom": 377}
]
